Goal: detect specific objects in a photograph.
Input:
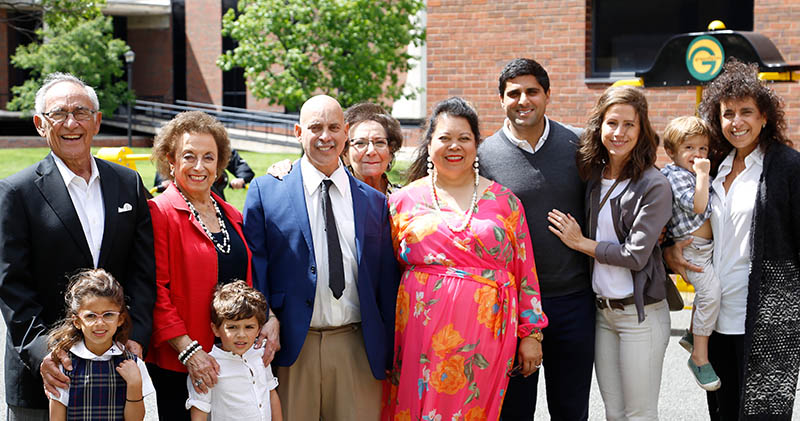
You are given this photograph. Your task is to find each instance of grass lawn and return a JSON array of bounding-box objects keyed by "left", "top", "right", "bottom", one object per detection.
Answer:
[{"left": 1, "top": 147, "right": 409, "bottom": 211}]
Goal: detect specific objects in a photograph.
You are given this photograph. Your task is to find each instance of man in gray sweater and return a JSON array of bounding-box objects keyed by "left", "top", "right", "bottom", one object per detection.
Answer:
[{"left": 478, "top": 58, "right": 594, "bottom": 421}]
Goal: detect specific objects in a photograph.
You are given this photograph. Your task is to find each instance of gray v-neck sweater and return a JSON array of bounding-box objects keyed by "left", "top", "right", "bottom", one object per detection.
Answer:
[{"left": 478, "top": 121, "right": 590, "bottom": 297}]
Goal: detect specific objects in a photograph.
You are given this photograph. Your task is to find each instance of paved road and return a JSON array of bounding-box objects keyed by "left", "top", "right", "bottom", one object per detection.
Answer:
[{"left": 0, "top": 309, "right": 796, "bottom": 420}]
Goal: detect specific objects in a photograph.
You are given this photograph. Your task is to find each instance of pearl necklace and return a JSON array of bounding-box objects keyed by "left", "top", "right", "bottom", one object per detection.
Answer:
[
  {"left": 429, "top": 168, "right": 479, "bottom": 233},
  {"left": 177, "top": 188, "right": 231, "bottom": 254}
]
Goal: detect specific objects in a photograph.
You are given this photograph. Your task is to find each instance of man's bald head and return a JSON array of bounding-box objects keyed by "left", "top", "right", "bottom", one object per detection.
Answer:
[{"left": 295, "top": 95, "right": 348, "bottom": 176}]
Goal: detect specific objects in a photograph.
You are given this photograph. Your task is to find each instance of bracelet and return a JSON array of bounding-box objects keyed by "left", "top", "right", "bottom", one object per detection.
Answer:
[
  {"left": 126, "top": 397, "right": 144, "bottom": 402},
  {"left": 179, "top": 343, "right": 200, "bottom": 365},
  {"left": 180, "top": 346, "right": 201, "bottom": 365},
  {"left": 178, "top": 340, "right": 199, "bottom": 362}
]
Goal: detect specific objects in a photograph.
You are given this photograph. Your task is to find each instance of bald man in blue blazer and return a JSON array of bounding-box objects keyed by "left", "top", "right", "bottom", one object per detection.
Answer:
[{"left": 243, "top": 95, "right": 398, "bottom": 420}]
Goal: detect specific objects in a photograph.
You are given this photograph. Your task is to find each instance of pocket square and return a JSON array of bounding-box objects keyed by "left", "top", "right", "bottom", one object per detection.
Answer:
[{"left": 117, "top": 203, "right": 133, "bottom": 213}]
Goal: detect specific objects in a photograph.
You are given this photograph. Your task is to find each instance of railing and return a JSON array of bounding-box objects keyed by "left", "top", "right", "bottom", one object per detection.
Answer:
[{"left": 107, "top": 99, "right": 300, "bottom": 148}]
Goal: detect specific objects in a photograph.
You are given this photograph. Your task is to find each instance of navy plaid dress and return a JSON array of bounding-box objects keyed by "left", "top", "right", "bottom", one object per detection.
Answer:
[{"left": 66, "top": 351, "right": 135, "bottom": 420}]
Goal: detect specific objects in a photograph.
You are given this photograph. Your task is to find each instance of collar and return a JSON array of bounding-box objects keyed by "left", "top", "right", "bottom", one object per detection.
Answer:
[
  {"left": 502, "top": 116, "right": 550, "bottom": 152},
  {"left": 718, "top": 146, "right": 765, "bottom": 174},
  {"left": 211, "top": 344, "right": 259, "bottom": 361},
  {"left": 70, "top": 340, "right": 124, "bottom": 360},
  {"left": 51, "top": 152, "right": 100, "bottom": 187},
  {"left": 300, "top": 155, "right": 349, "bottom": 196}
]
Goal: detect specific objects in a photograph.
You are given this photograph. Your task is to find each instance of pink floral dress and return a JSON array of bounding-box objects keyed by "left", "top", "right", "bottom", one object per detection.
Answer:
[{"left": 382, "top": 179, "right": 548, "bottom": 421}]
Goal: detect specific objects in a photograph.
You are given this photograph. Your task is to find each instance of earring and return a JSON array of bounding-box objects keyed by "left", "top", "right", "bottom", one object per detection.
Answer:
[
  {"left": 473, "top": 155, "right": 480, "bottom": 185},
  {"left": 426, "top": 155, "right": 433, "bottom": 176},
  {"left": 169, "top": 165, "right": 174, "bottom": 177}
]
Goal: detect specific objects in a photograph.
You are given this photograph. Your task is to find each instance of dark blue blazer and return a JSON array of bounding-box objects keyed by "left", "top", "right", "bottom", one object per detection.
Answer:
[{"left": 242, "top": 164, "right": 398, "bottom": 380}]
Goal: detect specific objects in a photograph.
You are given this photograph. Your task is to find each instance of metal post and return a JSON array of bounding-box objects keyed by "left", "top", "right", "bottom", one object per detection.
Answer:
[{"left": 124, "top": 50, "right": 136, "bottom": 148}]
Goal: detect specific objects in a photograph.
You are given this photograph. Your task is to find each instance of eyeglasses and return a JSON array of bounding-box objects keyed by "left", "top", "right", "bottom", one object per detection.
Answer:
[
  {"left": 350, "top": 137, "right": 389, "bottom": 151},
  {"left": 77, "top": 311, "right": 121, "bottom": 324},
  {"left": 42, "top": 108, "right": 97, "bottom": 122}
]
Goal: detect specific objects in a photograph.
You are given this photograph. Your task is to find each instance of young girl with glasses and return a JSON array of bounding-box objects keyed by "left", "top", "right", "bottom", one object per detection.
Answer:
[{"left": 47, "top": 269, "right": 154, "bottom": 420}]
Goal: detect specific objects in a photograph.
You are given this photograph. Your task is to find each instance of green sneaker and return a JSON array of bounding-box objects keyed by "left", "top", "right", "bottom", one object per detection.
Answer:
[
  {"left": 679, "top": 329, "right": 693, "bottom": 353},
  {"left": 688, "top": 358, "right": 721, "bottom": 391}
]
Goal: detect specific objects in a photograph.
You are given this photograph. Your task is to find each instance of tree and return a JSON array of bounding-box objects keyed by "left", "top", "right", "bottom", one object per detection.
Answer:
[
  {"left": 218, "top": 0, "right": 426, "bottom": 111},
  {"left": 6, "top": 0, "right": 133, "bottom": 116}
]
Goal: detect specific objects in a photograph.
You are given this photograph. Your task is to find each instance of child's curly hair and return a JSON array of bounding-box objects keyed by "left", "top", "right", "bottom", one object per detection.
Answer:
[{"left": 210, "top": 280, "right": 268, "bottom": 327}]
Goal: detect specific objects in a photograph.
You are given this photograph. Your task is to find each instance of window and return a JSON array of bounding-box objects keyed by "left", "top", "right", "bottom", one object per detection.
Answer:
[{"left": 591, "top": 0, "right": 753, "bottom": 77}]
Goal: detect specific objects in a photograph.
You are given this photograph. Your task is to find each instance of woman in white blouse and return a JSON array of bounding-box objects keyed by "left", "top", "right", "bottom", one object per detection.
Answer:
[{"left": 667, "top": 59, "right": 800, "bottom": 420}]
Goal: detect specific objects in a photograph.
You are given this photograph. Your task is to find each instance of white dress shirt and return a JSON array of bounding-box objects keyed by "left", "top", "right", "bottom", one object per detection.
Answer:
[
  {"left": 502, "top": 115, "right": 551, "bottom": 154},
  {"left": 592, "top": 178, "right": 634, "bottom": 299},
  {"left": 53, "top": 341, "right": 155, "bottom": 407},
  {"left": 185, "top": 345, "right": 278, "bottom": 421},
  {"left": 52, "top": 153, "right": 105, "bottom": 267},
  {"left": 300, "top": 156, "right": 361, "bottom": 328},
  {"left": 710, "top": 147, "right": 763, "bottom": 335}
]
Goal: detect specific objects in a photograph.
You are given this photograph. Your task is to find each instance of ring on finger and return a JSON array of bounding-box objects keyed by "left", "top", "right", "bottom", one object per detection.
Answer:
[{"left": 195, "top": 379, "right": 203, "bottom": 387}]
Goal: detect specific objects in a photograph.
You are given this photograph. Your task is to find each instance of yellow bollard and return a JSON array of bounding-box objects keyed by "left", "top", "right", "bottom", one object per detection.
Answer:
[
  {"left": 95, "top": 147, "right": 151, "bottom": 171},
  {"left": 673, "top": 274, "right": 696, "bottom": 310}
]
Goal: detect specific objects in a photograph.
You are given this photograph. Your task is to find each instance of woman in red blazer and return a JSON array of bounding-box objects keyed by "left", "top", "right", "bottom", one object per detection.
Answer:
[{"left": 146, "top": 111, "right": 255, "bottom": 419}]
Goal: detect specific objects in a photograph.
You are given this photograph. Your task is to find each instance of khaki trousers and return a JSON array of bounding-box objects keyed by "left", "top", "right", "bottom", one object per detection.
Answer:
[{"left": 276, "top": 324, "right": 382, "bottom": 420}]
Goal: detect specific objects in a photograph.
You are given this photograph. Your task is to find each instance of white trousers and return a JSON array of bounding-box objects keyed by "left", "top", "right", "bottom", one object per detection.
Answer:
[
  {"left": 678, "top": 235, "right": 721, "bottom": 336},
  {"left": 595, "top": 299, "right": 670, "bottom": 420}
]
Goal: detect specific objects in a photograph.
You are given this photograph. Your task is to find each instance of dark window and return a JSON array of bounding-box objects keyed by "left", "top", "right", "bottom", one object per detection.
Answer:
[
  {"left": 591, "top": 0, "right": 753, "bottom": 77},
  {"left": 172, "top": 0, "right": 186, "bottom": 102},
  {"left": 222, "top": 0, "right": 246, "bottom": 109}
]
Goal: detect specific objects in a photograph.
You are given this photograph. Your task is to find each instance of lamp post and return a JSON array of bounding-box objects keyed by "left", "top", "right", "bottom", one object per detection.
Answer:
[{"left": 124, "top": 49, "right": 136, "bottom": 148}]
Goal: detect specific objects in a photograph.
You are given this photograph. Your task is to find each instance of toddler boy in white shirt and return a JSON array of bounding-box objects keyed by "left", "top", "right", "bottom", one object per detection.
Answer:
[{"left": 185, "top": 281, "right": 282, "bottom": 420}]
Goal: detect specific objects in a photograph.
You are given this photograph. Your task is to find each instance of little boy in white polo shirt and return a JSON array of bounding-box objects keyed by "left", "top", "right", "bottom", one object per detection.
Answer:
[{"left": 185, "top": 281, "right": 282, "bottom": 420}]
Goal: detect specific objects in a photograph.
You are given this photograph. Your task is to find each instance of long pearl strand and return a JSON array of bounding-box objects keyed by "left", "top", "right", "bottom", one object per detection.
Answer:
[
  {"left": 177, "top": 188, "right": 231, "bottom": 254},
  {"left": 429, "top": 157, "right": 480, "bottom": 233}
]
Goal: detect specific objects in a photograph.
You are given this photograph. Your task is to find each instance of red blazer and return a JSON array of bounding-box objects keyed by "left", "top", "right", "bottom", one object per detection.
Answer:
[{"left": 145, "top": 183, "right": 252, "bottom": 372}]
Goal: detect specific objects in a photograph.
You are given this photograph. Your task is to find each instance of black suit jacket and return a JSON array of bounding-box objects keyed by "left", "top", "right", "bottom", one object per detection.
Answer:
[{"left": 0, "top": 154, "right": 156, "bottom": 408}]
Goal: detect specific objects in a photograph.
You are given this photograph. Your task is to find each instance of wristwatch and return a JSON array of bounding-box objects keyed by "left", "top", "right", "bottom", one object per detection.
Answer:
[{"left": 528, "top": 329, "right": 544, "bottom": 342}]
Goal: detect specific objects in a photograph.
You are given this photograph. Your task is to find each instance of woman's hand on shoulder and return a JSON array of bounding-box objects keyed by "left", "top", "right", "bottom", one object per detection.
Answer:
[{"left": 186, "top": 349, "right": 220, "bottom": 394}]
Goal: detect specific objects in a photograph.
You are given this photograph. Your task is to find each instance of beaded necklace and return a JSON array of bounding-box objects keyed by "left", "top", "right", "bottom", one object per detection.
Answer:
[
  {"left": 177, "top": 188, "right": 231, "bottom": 254},
  {"left": 429, "top": 167, "right": 479, "bottom": 233}
]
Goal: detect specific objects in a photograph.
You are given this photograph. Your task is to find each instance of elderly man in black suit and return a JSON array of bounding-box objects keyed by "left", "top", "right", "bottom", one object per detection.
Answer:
[{"left": 0, "top": 73, "right": 156, "bottom": 420}]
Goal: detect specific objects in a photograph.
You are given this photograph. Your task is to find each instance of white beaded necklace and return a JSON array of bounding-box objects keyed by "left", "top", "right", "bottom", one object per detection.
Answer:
[
  {"left": 429, "top": 166, "right": 480, "bottom": 233},
  {"left": 177, "top": 188, "right": 231, "bottom": 254}
]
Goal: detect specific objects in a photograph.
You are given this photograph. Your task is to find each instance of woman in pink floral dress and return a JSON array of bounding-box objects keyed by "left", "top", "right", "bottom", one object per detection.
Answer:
[{"left": 382, "top": 98, "right": 548, "bottom": 421}]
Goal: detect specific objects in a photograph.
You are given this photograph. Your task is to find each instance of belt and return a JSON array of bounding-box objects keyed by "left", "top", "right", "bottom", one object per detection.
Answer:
[
  {"left": 595, "top": 295, "right": 659, "bottom": 311},
  {"left": 308, "top": 323, "right": 360, "bottom": 332}
]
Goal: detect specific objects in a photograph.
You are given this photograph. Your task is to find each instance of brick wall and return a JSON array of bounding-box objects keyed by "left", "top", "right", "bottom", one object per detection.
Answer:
[
  {"left": 128, "top": 15, "right": 174, "bottom": 103},
  {"left": 424, "top": 0, "right": 799, "bottom": 158},
  {"left": 185, "top": 0, "right": 222, "bottom": 105}
]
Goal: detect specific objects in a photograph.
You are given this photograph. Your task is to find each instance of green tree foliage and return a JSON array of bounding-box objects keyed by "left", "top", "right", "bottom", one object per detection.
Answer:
[
  {"left": 7, "top": 0, "right": 133, "bottom": 116},
  {"left": 218, "top": 0, "right": 426, "bottom": 111}
]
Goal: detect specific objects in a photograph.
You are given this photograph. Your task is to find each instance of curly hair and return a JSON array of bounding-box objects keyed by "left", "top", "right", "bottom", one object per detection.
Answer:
[
  {"left": 343, "top": 103, "right": 404, "bottom": 169},
  {"left": 151, "top": 111, "right": 232, "bottom": 181},
  {"left": 698, "top": 59, "right": 791, "bottom": 164},
  {"left": 406, "top": 97, "right": 481, "bottom": 183},
  {"left": 47, "top": 269, "right": 131, "bottom": 356},
  {"left": 577, "top": 86, "right": 658, "bottom": 181},
  {"left": 210, "top": 280, "right": 269, "bottom": 327}
]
